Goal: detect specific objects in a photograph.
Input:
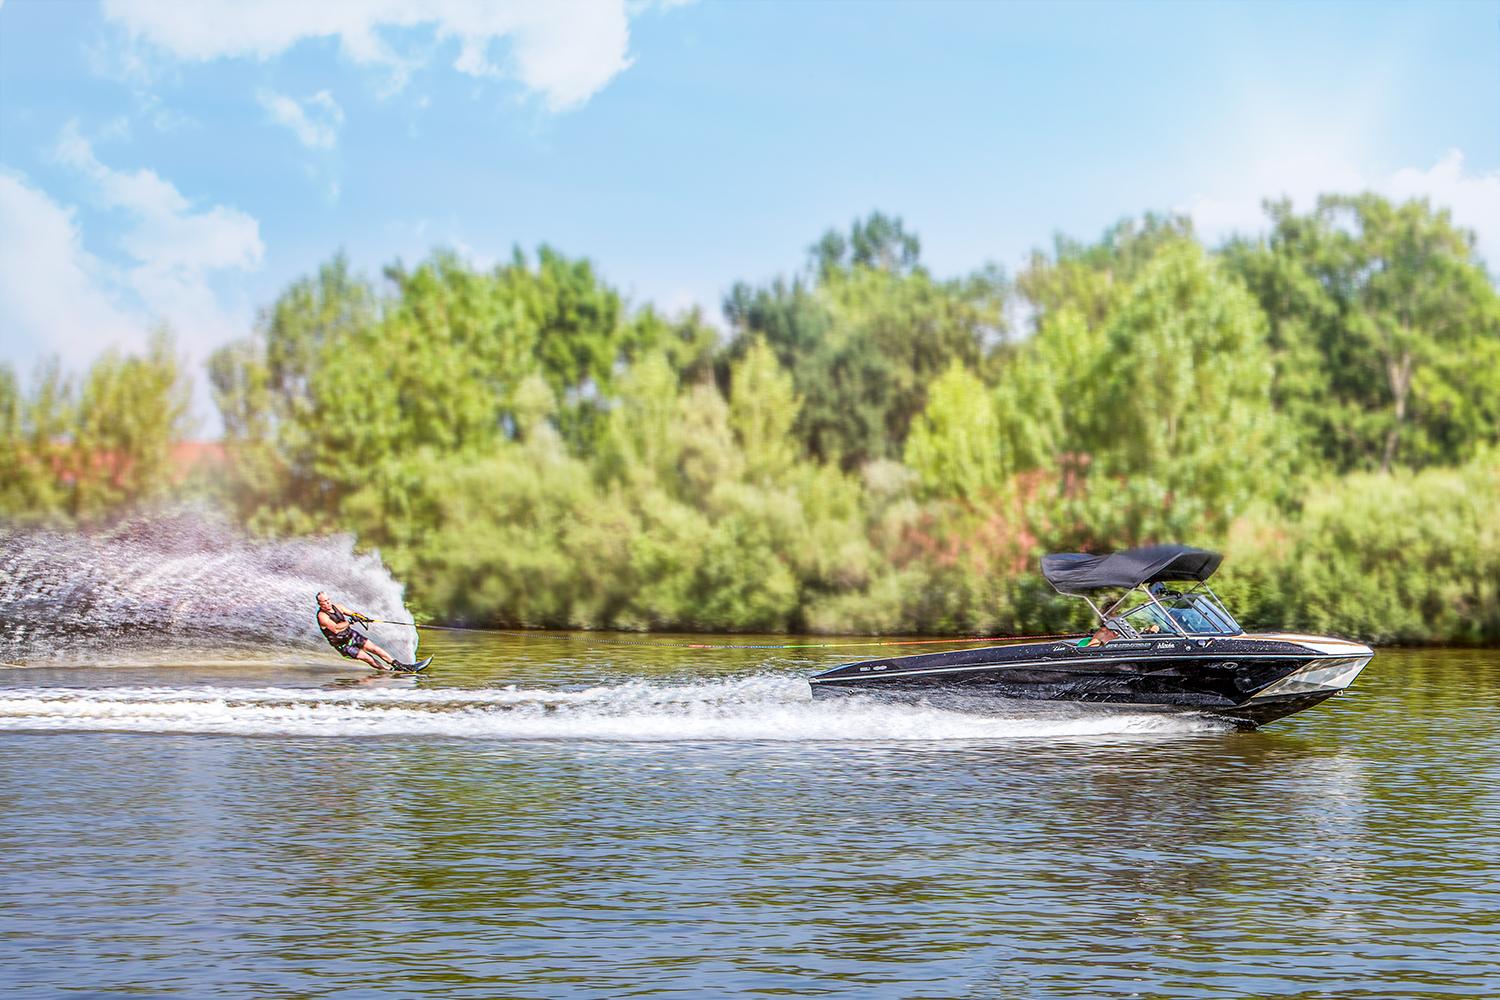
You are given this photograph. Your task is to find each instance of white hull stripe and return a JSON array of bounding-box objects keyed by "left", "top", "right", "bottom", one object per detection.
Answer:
[{"left": 1244, "top": 634, "right": 1373, "bottom": 656}]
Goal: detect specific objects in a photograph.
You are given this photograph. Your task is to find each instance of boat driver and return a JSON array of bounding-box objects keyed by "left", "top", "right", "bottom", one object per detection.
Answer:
[{"left": 316, "top": 592, "right": 404, "bottom": 671}]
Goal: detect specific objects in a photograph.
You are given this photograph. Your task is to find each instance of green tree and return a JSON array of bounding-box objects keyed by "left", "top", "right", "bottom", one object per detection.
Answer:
[
  {"left": 596, "top": 351, "right": 683, "bottom": 489},
  {"left": 990, "top": 236, "right": 1285, "bottom": 548},
  {"left": 0, "top": 335, "right": 189, "bottom": 520},
  {"left": 178, "top": 200, "right": 1500, "bottom": 641},
  {"left": 811, "top": 211, "right": 922, "bottom": 278},
  {"left": 1220, "top": 452, "right": 1500, "bottom": 644},
  {"left": 1225, "top": 194, "right": 1500, "bottom": 471},
  {"left": 994, "top": 212, "right": 1204, "bottom": 478},
  {"left": 0, "top": 361, "right": 71, "bottom": 518},
  {"left": 209, "top": 247, "right": 676, "bottom": 533},
  {"left": 728, "top": 338, "right": 800, "bottom": 483},
  {"left": 67, "top": 331, "right": 191, "bottom": 516},
  {"left": 1063, "top": 242, "right": 1286, "bottom": 544},
  {"left": 1017, "top": 213, "right": 1196, "bottom": 331},
  {"left": 904, "top": 361, "right": 1006, "bottom": 501},
  {"left": 209, "top": 254, "right": 376, "bottom": 528},
  {"left": 726, "top": 212, "right": 1006, "bottom": 468}
]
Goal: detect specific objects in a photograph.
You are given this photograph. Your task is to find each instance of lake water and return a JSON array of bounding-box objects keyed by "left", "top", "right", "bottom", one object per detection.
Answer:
[{"left": 2, "top": 636, "right": 1497, "bottom": 998}]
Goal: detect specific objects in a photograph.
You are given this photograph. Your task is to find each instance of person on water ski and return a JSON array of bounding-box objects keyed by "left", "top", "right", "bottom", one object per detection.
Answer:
[{"left": 316, "top": 592, "right": 409, "bottom": 671}]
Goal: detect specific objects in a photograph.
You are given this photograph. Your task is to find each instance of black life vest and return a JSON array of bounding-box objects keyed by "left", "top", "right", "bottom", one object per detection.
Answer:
[{"left": 319, "top": 606, "right": 353, "bottom": 649}]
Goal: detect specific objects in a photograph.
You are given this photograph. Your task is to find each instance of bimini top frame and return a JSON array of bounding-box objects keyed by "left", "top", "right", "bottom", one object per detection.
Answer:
[
  {"left": 1041, "top": 544, "right": 1222, "bottom": 595},
  {"left": 1041, "top": 545, "right": 1241, "bottom": 639}
]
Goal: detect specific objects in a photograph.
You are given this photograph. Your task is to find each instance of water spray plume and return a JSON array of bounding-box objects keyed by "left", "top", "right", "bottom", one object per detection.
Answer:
[{"left": 0, "top": 510, "right": 418, "bottom": 665}]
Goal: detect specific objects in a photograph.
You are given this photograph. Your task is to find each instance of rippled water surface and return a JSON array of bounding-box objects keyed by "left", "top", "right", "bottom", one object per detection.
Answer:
[{"left": 2, "top": 636, "right": 1498, "bottom": 998}]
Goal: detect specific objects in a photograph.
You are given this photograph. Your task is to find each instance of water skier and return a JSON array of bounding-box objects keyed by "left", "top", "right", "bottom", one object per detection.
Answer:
[{"left": 316, "top": 592, "right": 421, "bottom": 671}]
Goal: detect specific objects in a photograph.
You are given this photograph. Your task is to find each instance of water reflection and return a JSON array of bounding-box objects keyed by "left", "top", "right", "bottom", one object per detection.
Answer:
[{"left": 0, "top": 643, "right": 1497, "bottom": 997}]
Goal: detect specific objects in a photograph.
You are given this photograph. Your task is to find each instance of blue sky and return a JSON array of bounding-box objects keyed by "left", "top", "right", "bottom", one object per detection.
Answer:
[{"left": 2, "top": 0, "right": 1497, "bottom": 427}]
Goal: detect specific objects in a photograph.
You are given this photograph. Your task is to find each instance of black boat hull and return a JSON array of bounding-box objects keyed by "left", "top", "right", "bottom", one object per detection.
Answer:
[{"left": 808, "top": 635, "right": 1373, "bottom": 728}]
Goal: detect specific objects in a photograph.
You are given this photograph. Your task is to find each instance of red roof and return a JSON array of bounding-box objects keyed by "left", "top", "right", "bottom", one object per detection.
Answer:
[{"left": 47, "top": 440, "right": 229, "bottom": 486}]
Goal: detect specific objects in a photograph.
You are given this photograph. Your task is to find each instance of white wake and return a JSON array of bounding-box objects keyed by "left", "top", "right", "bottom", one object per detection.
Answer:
[{"left": 0, "top": 674, "right": 1230, "bottom": 741}]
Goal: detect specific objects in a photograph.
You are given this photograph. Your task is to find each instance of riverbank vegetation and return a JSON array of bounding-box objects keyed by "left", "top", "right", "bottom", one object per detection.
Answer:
[{"left": 4, "top": 194, "right": 1497, "bottom": 642}]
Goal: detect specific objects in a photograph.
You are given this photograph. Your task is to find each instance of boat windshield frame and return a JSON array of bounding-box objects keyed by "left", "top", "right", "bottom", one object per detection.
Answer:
[{"left": 1085, "top": 582, "right": 1243, "bottom": 638}]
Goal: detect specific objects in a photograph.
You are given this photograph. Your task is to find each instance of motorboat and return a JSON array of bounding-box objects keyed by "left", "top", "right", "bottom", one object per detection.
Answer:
[{"left": 809, "top": 544, "right": 1373, "bottom": 727}]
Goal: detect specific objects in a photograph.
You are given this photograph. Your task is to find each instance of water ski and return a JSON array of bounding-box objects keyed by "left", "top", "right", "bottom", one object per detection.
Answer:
[{"left": 393, "top": 656, "right": 432, "bottom": 674}]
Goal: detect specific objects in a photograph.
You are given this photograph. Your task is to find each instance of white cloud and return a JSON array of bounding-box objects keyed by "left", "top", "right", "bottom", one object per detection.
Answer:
[
  {"left": 102, "top": 0, "right": 644, "bottom": 112},
  {"left": 1387, "top": 150, "right": 1500, "bottom": 260},
  {"left": 0, "top": 170, "right": 142, "bottom": 365},
  {"left": 1181, "top": 148, "right": 1500, "bottom": 269},
  {"left": 259, "top": 89, "right": 345, "bottom": 150},
  {"left": 0, "top": 130, "right": 263, "bottom": 426},
  {"left": 55, "top": 124, "right": 264, "bottom": 328}
]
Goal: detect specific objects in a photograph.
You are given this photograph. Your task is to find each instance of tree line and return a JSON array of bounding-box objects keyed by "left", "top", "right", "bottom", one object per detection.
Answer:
[{"left": 3, "top": 194, "right": 1498, "bottom": 642}]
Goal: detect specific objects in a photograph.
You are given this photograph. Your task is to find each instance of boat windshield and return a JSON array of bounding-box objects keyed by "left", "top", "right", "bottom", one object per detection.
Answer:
[{"left": 1119, "top": 587, "right": 1241, "bottom": 636}]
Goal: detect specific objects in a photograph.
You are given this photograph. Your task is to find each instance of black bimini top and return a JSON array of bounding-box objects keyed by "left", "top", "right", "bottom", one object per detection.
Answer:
[{"left": 1040, "top": 544, "right": 1222, "bottom": 595}]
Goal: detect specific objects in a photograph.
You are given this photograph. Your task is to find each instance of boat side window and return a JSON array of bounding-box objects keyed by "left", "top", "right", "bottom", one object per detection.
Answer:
[
  {"left": 1122, "top": 602, "right": 1175, "bottom": 635},
  {"left": 1188, "top": 593, "right": 1241, "bottom": 634},
  {"left": 1090, "top": 582, "right": 1243, "bottom": 641},
  {"left": 1168, "top": 604, "right": 1218, "bottom": 633},
  {"left": 1141, "top": 587, "right": 1240, "bottom": 635}
]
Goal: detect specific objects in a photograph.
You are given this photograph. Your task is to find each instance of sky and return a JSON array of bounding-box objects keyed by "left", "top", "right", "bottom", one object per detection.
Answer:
[{"left": 2, "top": 0, "right": 1498, "bottom": 429}]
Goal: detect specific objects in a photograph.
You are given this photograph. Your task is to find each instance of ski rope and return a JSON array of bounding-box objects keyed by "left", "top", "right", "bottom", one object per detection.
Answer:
[{"left": 358, "top": 619, "right": 1084, "bottom": 652}]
